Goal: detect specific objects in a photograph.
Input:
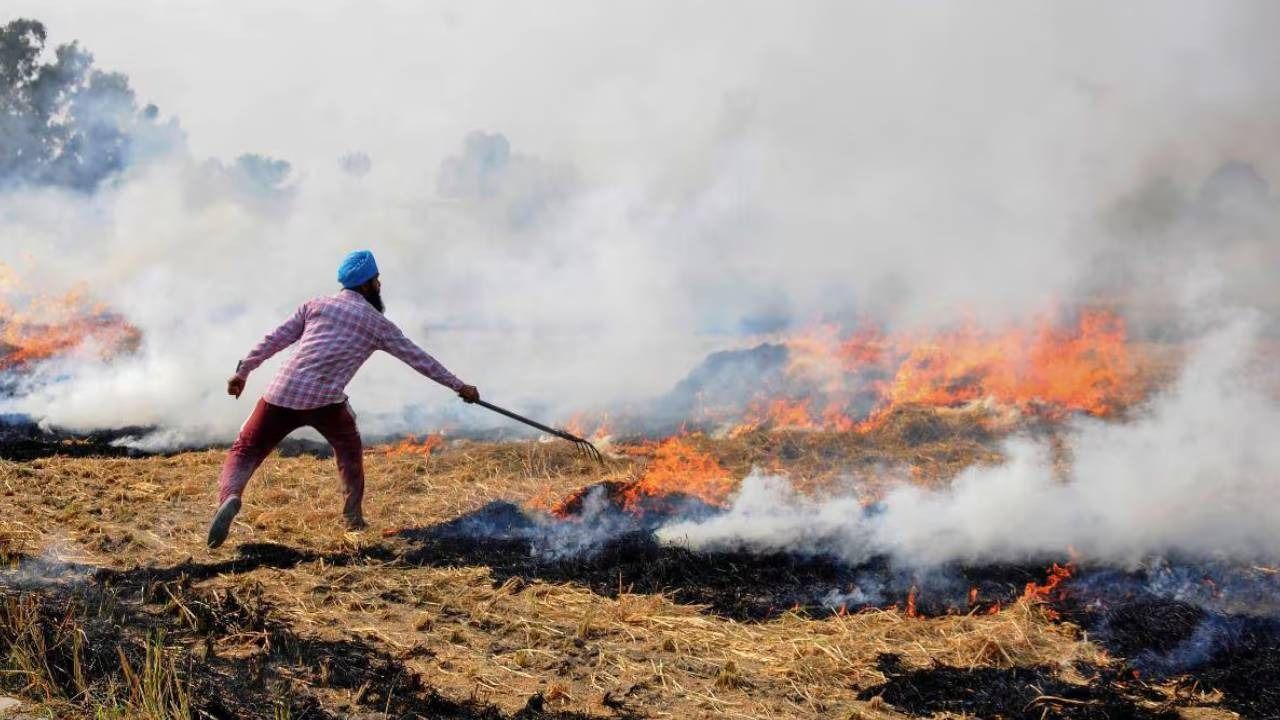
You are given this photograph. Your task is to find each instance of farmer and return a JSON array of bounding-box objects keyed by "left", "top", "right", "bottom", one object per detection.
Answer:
[{"left": 207, "top": 250, "right": 479, "bottom": 548}]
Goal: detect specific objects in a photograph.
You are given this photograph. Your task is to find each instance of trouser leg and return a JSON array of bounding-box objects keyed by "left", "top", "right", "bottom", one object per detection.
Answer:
[
  {"left": 217, "top": 399, "right": 302, "bottom": 503},
  {"left": 309, "top": 401, "right": 365, "bottom": 523}
]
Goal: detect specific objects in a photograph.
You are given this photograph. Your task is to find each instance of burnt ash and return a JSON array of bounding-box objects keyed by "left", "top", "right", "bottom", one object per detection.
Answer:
[
  {"left": 398, "top": 499, "right": 1049, "bottom": 620},
  {"left": 1054, "top": 563, "right": 1280, "bottom": 719},
  {"left": 1101, "top": 600, "right": 1208, "bottom": 657},
  {"left": 0, "top": 414, "right": 339, "bottom": 460},
  {"left": 0, "top": 415, "right": 148, "bottom": 461},
  {"left": 1079, "top": 600, "right": 1280, "bottom": 718},
  {"left": 408, "top": 527, "right": 864, "bottom": 619},
  {"left": 405, "top": 530, "right": 1052, "bottom": 621},
  {"left": 1192, "top": 621, "right": 1280, "bottom": 719},
  {"left": 859, "top": 654, "right": 1176, "bottom": 720}
]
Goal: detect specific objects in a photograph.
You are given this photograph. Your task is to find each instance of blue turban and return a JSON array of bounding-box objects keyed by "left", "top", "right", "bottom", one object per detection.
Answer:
[{"left": 337, "top": 250, "right": 379, "bottom": 288}]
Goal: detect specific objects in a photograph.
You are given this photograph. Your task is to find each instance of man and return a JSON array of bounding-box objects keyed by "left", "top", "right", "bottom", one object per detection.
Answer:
[{"left": 207, "top": 249, "right": 479, "bottom": 549}]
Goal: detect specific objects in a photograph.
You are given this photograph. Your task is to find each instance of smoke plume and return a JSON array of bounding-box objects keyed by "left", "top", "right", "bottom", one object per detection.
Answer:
[{"left": 1, "top": 3, "right": 1279, "bottom": 453}]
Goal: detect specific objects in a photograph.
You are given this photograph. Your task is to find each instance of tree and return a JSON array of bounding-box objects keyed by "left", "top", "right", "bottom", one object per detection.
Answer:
[{"left": 0, "top": 18, "right": 180, "bottom": 191}]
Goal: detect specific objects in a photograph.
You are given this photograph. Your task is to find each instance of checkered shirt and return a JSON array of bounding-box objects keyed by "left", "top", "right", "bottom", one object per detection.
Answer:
[{"left": 235, "top": 289, "right": 465, "bottom": 410}]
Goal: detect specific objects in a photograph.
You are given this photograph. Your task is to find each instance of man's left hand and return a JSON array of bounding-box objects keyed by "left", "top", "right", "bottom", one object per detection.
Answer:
[{"left": 458, "top": 385, "right": 480, "bottom": 404}]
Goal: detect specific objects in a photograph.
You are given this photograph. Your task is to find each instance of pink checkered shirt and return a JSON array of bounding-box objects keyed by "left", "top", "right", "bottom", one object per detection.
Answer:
[{"left": 235, "top": 289, "right": 465, "bottom": 410}]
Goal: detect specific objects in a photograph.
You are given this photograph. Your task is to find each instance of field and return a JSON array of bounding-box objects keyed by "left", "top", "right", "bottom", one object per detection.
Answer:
[{"left": 0, "top": 413, "right": 1272, "bottom": 719}]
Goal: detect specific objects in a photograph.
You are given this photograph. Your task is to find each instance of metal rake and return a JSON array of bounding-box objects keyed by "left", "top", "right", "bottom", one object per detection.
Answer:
[{"left": 471, "top": 399, "right": 605, "bottom": 464}]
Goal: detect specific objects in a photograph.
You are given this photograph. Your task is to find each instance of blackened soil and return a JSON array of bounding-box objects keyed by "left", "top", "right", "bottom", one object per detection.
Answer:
[
  {"left": 0, "top": 418, "right": 332, "bottom": 460},
  {"left": 0, "top": 420, "right": 147, "bottom": 460},
  {"left": 1195, "top": 626, "right": 1280, "bottom": 720},
  {"left": 1067, "top": 595, "right": 1280, "bottom": 720},
  {"left": 1102, "top": 599, "right": 1207, "bottom": 657},
  {"left": 859, "top": 655, "right": 1176, "bottom": 720},
  {"left": 398, "top": 501, "right": 1047, "bottom": 621},
  {"left": 426, "top": 531, "right": 866, "bottom": 620}
]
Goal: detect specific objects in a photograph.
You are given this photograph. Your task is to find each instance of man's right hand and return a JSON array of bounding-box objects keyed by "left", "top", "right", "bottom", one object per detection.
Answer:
[
  {"left": 458, "top": 385, "right": 480, "bottom": 404},
  {"left": 228, "top": 375, "right": 246, "bottom": 398}
]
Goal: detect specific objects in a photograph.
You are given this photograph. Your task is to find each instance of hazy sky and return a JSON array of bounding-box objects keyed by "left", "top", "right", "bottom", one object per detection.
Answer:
[
  {"left": 18, "top": 2, "right": 1280, "bottom": 181},
  {"left": 5, "top": 1, "right": 1280, "bottom": 443}
]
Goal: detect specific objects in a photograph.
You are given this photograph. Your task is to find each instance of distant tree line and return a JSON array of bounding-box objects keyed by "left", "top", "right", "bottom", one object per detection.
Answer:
[{"left": 0, "top": 18, "right": 181, "bottom": 192}]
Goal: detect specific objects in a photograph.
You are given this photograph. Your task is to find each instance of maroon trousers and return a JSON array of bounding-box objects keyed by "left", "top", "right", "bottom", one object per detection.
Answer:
[{"left": 218, "top": 398, "right": 365, "bottom": 522}]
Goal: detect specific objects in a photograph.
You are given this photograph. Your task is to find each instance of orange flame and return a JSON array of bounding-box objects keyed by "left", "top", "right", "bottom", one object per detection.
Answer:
[
  {"left": 382, "top": 433, "right": 445, "bottom": 457},
  {"left": 1022, "top": 562, "right": 1074, "bottom": 609},
  {"left": 734, "top": 309, "right": 1148, "bottom": 433},
  {"left": 620, "top": 436, "right": 735, "bottom": 512},
  {"left": 740, "top": 397, "right": 818, "bottom": 431},
  {"left": 564, "top": 412, "right": 614, "bottom": 441},
  {"left": 525, "top": 482, "right": 564, "bottom": 514},
  {"left": 0, "top": 266, "right": 140, "bottom": 371}
]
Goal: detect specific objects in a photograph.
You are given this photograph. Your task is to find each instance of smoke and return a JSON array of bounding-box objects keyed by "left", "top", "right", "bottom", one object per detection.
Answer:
[
  {"left": 2, "top": 3, "right": 1280, "bottom": 447},
  {"left": 427, "top": 484, "right": 720, "bottom": 561},
  {"left": 436, "top": 131, "right": 577, "bottom": 231},
  {"left": 0, "top": 532, "right": 96, "bottom": 589},
  {"left": 658, "top": 315, "right": 1280, "bottom": 565}
]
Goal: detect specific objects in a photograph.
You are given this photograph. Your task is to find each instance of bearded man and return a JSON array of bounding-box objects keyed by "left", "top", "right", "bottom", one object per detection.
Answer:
[{"left": 207, "top": 250, "right": 478, "bottom": 548}]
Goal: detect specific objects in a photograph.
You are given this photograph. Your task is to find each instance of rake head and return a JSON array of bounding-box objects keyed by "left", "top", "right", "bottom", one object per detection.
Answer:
[
  {"left": 563, "top": 433, "right": 605, "bottom": 465},
  {"left": 548, "top": 426, "right": 605, "bottom": 464},
  {"left": 470, "top": 398, "right": 606, "bottom": 465}
]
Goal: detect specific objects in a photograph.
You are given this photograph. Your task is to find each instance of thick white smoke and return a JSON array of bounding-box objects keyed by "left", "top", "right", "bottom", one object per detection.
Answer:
[
  {"left": 658, "top": 315, "right": 1280, "bottom": 565},
  {"left": 2, "top": 2, "right": 1280, "bottom": 447}
]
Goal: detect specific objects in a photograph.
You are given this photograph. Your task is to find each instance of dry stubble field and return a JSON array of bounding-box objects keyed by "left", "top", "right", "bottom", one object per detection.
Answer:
[{"left": 0, "top": 416, "right": 1242, "bottom": 719}]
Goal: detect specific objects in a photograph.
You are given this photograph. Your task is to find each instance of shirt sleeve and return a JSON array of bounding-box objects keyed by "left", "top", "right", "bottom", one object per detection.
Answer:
[
  {"left": 235, "top": 304, "right": 307, "bottom": 379},
  {"left": 380, "top": 322, "right": 466, "bottom": 391}
]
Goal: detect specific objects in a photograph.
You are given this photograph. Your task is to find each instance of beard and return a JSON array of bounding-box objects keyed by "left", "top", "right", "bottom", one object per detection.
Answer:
[{"left": 360, "top": 287, "right": 385, "bottom": 314}]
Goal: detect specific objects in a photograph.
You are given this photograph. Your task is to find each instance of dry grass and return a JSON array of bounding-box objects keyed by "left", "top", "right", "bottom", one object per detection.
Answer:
[
  {"left": 253, "top": 563, "right": 1096, "bottom": 718},
  {"left": 0, "top": 425, "right": 1112, "bottom": 719},
  {"left": 0, "top": 590, "right": 196, "bottom": 718}
]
